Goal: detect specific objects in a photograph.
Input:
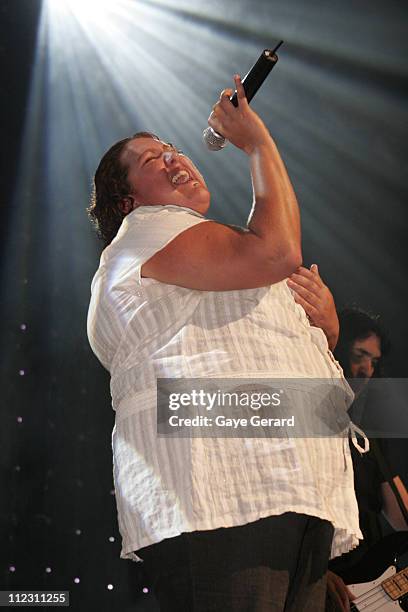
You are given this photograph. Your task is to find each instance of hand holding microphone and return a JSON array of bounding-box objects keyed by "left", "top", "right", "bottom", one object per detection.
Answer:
[
  {"left": 203, "top": 43, "right": 283, "bottom": 152},
  {"left": 207, "top": 75, "right": 273, "bottom": 155}
]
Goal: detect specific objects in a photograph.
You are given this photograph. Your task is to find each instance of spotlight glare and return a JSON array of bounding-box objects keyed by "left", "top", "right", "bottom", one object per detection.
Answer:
[
  {"left": 49, "top": 0, "right": 110, "bottom": 7},
  {"left": 47, "top": 0, "right": 113, "bottom": 23}
]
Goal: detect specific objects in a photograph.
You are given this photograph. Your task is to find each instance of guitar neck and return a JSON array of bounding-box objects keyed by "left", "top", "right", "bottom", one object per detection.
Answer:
[{"left": 382, "top": 566, "right": 408, "bottom": 601}]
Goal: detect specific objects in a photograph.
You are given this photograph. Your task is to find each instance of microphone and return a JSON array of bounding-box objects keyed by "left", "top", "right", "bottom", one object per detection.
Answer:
[{"left": 203, "top": 41, "right": 283, "bottom": 151}]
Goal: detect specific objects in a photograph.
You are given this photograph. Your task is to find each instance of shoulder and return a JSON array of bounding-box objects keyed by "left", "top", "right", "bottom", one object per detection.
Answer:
[
  {"left": 110, "top": 205, "right": 208, "bottom": 248},
  {"left": 94, "top": 205, "right": 210, "bottom": 290}
]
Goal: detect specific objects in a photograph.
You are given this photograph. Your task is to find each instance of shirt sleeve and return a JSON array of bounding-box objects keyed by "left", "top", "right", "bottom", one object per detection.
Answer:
[{"left": 98, "top": 205, "right": 209, "bottom": 292}]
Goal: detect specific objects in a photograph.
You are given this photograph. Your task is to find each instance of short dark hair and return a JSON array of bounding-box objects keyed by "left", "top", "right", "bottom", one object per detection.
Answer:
[
  {"left": 334, "top": 307, "right": 391, "bottom": 377},
  {"left": 87, "top": 131, "right": 160, "bottom": 246}
]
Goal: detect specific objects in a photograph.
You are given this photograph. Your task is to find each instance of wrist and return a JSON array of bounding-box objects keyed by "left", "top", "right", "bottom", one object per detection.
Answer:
[
  {"left": 326, "top": 326, "right": 339, "bottom": 351},
  {"left": 245, "top": 134, "right": 275, "bottom": 156}
]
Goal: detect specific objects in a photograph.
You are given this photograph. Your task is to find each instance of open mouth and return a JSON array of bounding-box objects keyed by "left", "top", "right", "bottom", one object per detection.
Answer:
[{"left": 171, "top": 170, "right": 191, "bottom": 185}]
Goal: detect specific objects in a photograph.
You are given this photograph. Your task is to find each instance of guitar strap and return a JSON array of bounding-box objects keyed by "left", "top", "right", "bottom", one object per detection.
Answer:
[{"left": 370, "top": 438, "right": 408, "bottom": 525}]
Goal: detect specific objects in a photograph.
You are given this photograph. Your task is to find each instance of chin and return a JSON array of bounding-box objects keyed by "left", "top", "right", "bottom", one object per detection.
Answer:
[
  {"left": 195, "top": 198, "right": 211, "bottom": 215},
  {"left": 184, "top": 189, "right": 210, "bottom": 215},
  {"left": 183, "top": 201, "right": 210, "bottom": 216},
  {"left": 349, "top": 377, "right": 370, "bottom": 396}
]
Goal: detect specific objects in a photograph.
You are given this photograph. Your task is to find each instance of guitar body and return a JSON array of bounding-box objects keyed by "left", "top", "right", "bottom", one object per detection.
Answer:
[
  {"left": 350, "top": 566, "right": 402, "bottom": 610},
  {"left": 331, "top": 532, "right": 408, "bottom": 584}
]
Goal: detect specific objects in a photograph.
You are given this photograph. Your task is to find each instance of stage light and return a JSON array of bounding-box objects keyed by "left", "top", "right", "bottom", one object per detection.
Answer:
[
  {"left": 46, "top": 0, "right": 118, "bottom": 27},
  {"left": 48, "top": 0, "right": 112, "bottom": 10},
  {"left": 46, "top": 0, "right": 139, "bottom": 33}
]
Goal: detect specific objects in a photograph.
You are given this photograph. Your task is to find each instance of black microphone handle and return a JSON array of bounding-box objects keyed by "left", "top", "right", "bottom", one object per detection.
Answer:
[{"left": 229, "top": 47, "right": 280, "bottom": 108}]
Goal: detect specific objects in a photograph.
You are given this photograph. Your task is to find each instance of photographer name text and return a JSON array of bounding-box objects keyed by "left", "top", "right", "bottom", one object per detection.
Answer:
[{"left": 168, "top": 415, "right": 295, "bottom": 429}]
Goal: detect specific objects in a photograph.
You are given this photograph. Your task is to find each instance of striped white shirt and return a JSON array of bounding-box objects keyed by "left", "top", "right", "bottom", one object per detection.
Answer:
[{"left": 87, "top": 205, "right": 363, "bottom": 562}]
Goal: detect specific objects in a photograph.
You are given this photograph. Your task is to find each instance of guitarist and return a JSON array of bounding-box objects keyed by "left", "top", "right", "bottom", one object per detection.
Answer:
[{"left": 287, "top": 278, "right": 408, "bottom": 611}]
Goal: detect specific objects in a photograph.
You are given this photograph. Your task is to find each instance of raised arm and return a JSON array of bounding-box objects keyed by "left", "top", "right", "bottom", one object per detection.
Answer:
[{"left": 142, "top": 75, "right": 302, "bottom": 290}]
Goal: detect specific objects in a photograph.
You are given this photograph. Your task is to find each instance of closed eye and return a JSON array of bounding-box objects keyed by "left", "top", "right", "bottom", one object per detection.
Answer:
[
  {"left": 143, "top": 153, "right": 161, "bottom": 166},
  {"left": 141, "top": 145, "right": 184, "bottom": 166}
]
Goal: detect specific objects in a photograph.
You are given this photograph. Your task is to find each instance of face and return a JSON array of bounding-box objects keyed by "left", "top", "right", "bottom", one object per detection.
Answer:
[
  {"left": 121, "top": 137, "right": 210, "bottom": 215},
  {"left": 348, "top": 333, "right": 381, "bottom": 393}
]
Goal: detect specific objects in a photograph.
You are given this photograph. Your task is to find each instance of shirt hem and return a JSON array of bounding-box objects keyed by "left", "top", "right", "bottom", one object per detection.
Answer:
[{"left": 119, "top": 505, "right": 362, "bottom": 562}]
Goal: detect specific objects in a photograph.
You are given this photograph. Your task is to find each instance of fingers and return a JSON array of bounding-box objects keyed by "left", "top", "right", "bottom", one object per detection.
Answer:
[
  {"left": 329, "top": 572, "right": 353, "bottom": 612},
  {"left": 310, "top": 263, "right": 324, "bottom": 287},
  {"left": 289, "top": 273, "right": 321, "bottom": 297},
  {"left": 346, "top": 586, "right": 356, "bottom": 602},
  {"left": 333, "top": 590, "right": 349, "bottom": 612},
  {"left": 213, "top": 75, "right": 248, "bottom": 114},
  {"left": 291, "top": 266, "right": 324, "bottom": 289},
  {"left": 209, "top": 88, "right": 233, "bottom": 126},
  {"left": 208, "top": 101, "right": 227, "bottom": 134},
  {"left": 234, "top": 74, "right": 248, "bottom": 108},
  {"left": 292, "top": 293, "right": 318, "bottom": 322},
  {"left": 219, "top": 88, "right": 233, "bottom": 110},
  {"left": 207, "top": 113, "right": 224, "bottom": 138},
  {"left": 287, "top": 277, "right": 320, "bottom": 307},
  {"left": 208, "top": 78, "right": 239, "bottom": 134},
  {"left": 339, "top": 586, "right": 351, "bottom": 611}
]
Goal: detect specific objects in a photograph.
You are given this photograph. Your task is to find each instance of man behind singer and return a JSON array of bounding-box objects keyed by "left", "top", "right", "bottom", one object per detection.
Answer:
[{"left": 87, "top": 75, "right": 363, "bottom": 611}]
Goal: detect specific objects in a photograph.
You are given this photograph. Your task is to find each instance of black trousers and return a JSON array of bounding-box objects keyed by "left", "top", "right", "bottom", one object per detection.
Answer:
[{"left": 137, "top": 513, "right": 334, "bottom": 612}]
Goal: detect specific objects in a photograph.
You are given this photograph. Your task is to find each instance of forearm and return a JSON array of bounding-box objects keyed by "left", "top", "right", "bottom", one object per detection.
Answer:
[
  {"left": 247, "top": 138, "right": 302, "bottom": 263},
  {"left": 207, "top": 74, "right": 301, "bottom": 268},
  {"left": 381, "top": 478, "right": 408, "bottom": 531}
]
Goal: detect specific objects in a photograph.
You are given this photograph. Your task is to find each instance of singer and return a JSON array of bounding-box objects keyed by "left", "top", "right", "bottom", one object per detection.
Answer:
[{"left": 87, "top": 75, "right": 364, "bottom": 611}]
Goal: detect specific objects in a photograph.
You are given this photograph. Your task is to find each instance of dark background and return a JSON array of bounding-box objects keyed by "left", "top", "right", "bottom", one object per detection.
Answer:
[{"left": 0, "top": 0, "right": 407, "bottom": 610}]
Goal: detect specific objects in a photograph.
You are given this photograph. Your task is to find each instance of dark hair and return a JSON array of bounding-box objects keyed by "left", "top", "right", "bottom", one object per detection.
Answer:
[
  {"left": 334, "top": 307, "right": 391, "bottom": 377},
  {"left": 87, "top": 131, "right": 160, "bottom": 246}
]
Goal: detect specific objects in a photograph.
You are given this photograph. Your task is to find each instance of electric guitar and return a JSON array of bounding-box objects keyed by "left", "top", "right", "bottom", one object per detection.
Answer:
[
  {"left": 349, "top": 565, "right": 408, "bottom": 610},
  {"left": 329, "top": 531, "right": 408, "bottom": 611}
]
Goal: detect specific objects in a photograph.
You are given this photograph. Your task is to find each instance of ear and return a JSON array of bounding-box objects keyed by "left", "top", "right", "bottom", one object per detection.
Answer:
[{"left": 118, "top": 196, "right": 137, "bottom": 215}]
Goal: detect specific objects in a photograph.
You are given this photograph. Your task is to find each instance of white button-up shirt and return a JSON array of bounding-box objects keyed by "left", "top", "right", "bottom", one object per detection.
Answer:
[{"left": 87, "top": 205, "right": 363, "bottom": 561}]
